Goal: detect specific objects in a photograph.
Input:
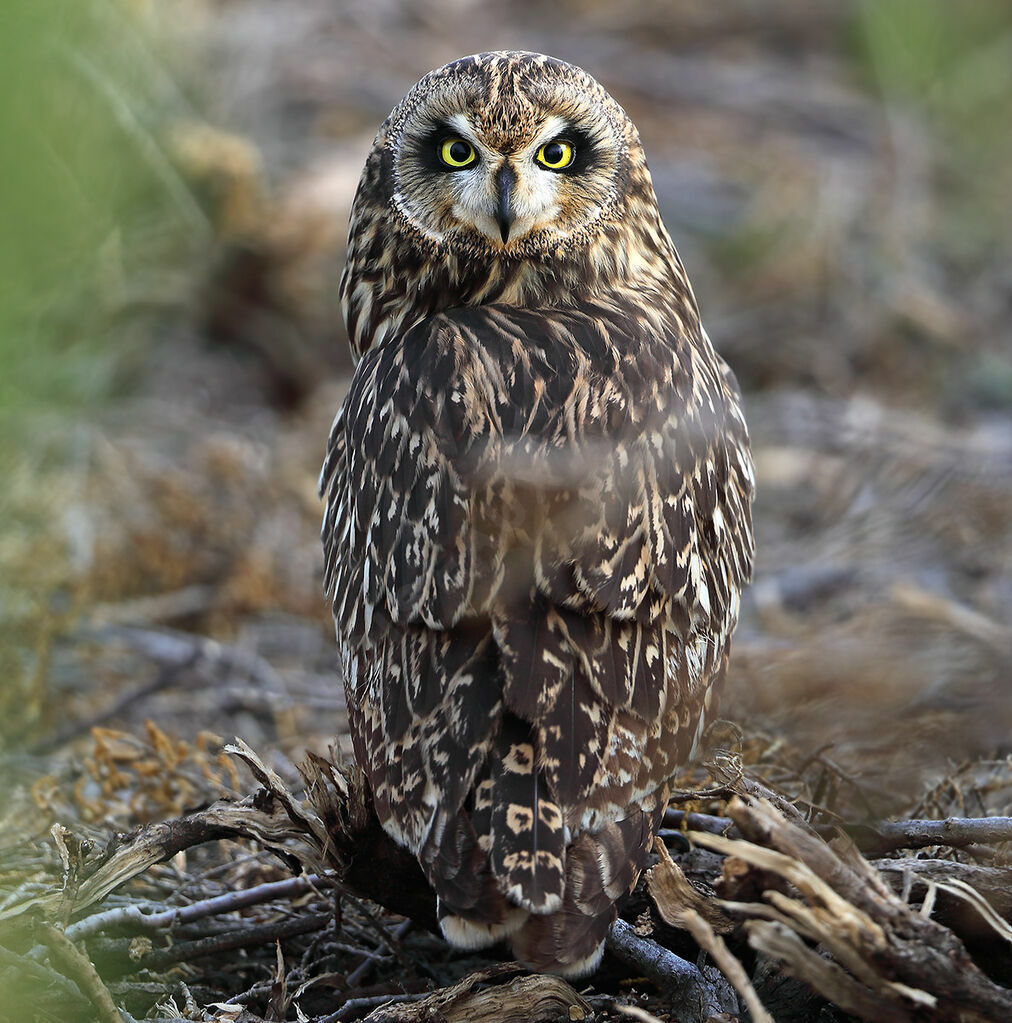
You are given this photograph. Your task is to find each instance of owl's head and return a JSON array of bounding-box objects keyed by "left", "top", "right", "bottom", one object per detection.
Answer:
[
  {"left": 342, "top": 52, "right": 684, "bottom": 358},
  {"left": 377, "top": 51, "right": 641, "bottom": 256}
]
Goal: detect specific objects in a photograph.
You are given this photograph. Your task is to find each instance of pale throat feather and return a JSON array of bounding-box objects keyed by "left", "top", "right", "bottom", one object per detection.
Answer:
[{"left": 341, "top": 185, "right": 687, "bottom": 361}]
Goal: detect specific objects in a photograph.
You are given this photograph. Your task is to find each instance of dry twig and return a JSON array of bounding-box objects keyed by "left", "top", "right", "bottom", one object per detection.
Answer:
[
  {"left": 647, "top": 840, "right": 772, "bottom": 1021},
  {"left": 37, "top": 923, "right": 123, "bottom": 1023},
  {"left": 693, "top": 797, "right": 1012, "bottom": 1022}
]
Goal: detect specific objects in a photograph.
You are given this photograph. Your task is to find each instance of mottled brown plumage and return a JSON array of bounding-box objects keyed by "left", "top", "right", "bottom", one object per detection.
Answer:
[{"left": 320, "top": 51, "right": 754, "bottom": 975}]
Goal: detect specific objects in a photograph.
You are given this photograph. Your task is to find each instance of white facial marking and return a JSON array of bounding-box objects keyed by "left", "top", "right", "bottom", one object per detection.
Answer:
[
  {"left": 444, "top": 112, "right": 476, "bottom": 139},
  {"left": 531, "top": 114, "right": 570, "bottom": 151}
]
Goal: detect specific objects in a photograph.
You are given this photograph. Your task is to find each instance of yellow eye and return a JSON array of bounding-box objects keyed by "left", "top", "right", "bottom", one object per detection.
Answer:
[
  {"left": 439, "top": 138, "right": 477, "bottom": 168},
  {"left": 536, "top": 140, "right": 574, "bottom": 170}
]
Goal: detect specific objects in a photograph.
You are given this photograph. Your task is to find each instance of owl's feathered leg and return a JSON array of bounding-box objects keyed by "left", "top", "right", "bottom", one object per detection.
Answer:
[
  {"left": 439, "top": 904, "right": 528, "bottom": 950},
  {"left": 418, "top": 804, "right": 523, "bottom": 944}
]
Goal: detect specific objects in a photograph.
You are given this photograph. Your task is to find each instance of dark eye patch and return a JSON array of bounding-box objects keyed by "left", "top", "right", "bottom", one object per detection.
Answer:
[
  {"left": 555, "top": 124, "right": 598, "bottom": 174},
  {"left": 418, "top": 122, "right": 469, "bottom": 171},
  {"left": 414, "top": 119, "right": 600, "bottom": 174}
]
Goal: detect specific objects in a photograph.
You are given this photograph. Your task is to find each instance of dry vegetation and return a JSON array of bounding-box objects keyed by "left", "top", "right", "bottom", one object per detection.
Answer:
[{"left": 1, "top": 1, "right": 1010, "bottom": 1020}]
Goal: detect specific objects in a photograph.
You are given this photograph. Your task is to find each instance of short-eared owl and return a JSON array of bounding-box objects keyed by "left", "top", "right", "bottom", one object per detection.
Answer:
[{"left": 320, "top": 51, "right": 754, "bottom": 975}]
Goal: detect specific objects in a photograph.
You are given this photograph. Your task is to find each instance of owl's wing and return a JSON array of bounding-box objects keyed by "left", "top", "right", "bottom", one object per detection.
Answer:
[{"left": 320, "top": 301, "right": 754, "bottom": 940}]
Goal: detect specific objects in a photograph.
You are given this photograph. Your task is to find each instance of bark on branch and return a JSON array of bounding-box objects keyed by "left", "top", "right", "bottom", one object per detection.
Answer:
[{"left": 834, "top": 816, "right": 1012, "bottom": 856}]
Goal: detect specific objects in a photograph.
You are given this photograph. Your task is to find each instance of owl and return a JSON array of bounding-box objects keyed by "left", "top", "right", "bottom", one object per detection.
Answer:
[{"left": 320, "top": 51, "right": 754, "bottom": 976}]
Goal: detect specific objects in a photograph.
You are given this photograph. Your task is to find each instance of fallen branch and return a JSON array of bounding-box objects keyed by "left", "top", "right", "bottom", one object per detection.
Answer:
[
  {"left": 323, "top": 992, "right": 429, "bottom": 1023},
  {"left": 0, "top": 815, "right": 241, "bottom": 924},
  {"left": 661, "top": 808, "right": 735, "bottom": 835},
  {"left": 745, "top": 919, "right": 914, "bottom": 1023},
  {"left": 67, "top": 875, "right": 324, "bottom": 941},
  {"left": 349, "top": 964, "right": 591, "bottom": 1023},
  {"left": 872, "top": 858, "right": 1012, "bottom": 935},
  {"left": 835, "top": 816, "right": 1012, "bottom": 857},
  {"left": 605, "top": 918, "right": 737, "bottom": 1022},
  {"left": 94, "top": 910, "right": 333, "bottom": 973}
]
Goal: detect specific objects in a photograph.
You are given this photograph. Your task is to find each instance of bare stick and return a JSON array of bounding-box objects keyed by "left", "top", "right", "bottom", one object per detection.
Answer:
[
  {"left": 746, "top": 920, "right": 914, "bottom": 1023},
  {"left": 872, "top": 858, "right": 1012, "bottom": 930},
  {"left": 605, "top": 919, "right": 736, "bottom": 1022},
  {"left": 661, "top": 808, "right": 735, "bottom": 834},
  {"left": 67, "top": 875, "right": 326, "bottom": 941},
  {"left": 321, "top": 993, "right": 428, "bottom": 1022},
  {"left": 834, "top": 816, "right": 1012, "bottom": 856},
  {"left": 137, "top": 910, "right": 333, "bottom": 970}
]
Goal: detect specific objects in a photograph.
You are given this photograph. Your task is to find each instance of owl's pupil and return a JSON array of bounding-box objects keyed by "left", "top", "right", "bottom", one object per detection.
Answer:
[
  {"left": 449, "top": 140, "right": 471, "bottom": 163},
  {"left": 544, "top": 142, "right": 564, "bottom": 164}
]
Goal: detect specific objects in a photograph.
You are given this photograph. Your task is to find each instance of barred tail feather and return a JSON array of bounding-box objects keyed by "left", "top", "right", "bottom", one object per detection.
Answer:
[{"left": 485, "top": 715, "right": 566, "bottom": 914}]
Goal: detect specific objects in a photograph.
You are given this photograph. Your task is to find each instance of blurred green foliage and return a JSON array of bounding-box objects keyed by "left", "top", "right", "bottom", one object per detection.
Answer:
[
  {"left": 855, "top": 0, "right": 1012, "bottom": 261},
  {"left": 0, "top": 0, "right": 207, "bottom": 757},
  {"left": 0, "top": 0, "right": 203, "bottom": 423}
]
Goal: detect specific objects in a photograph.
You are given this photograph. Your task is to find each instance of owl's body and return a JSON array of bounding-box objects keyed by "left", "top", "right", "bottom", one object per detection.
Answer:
[{"left": 320, "top": 52, "right": 754, "bottom": 975}]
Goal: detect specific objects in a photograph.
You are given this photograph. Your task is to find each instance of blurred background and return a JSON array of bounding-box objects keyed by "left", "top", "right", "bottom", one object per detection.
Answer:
[{"left": 2, "top": 0, "right": 1010, "bottom": 838}]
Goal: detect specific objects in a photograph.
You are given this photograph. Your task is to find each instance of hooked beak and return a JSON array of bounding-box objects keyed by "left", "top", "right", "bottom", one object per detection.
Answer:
[{"left": 494, "top": 163, "right": 515, "bottom": 243}]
